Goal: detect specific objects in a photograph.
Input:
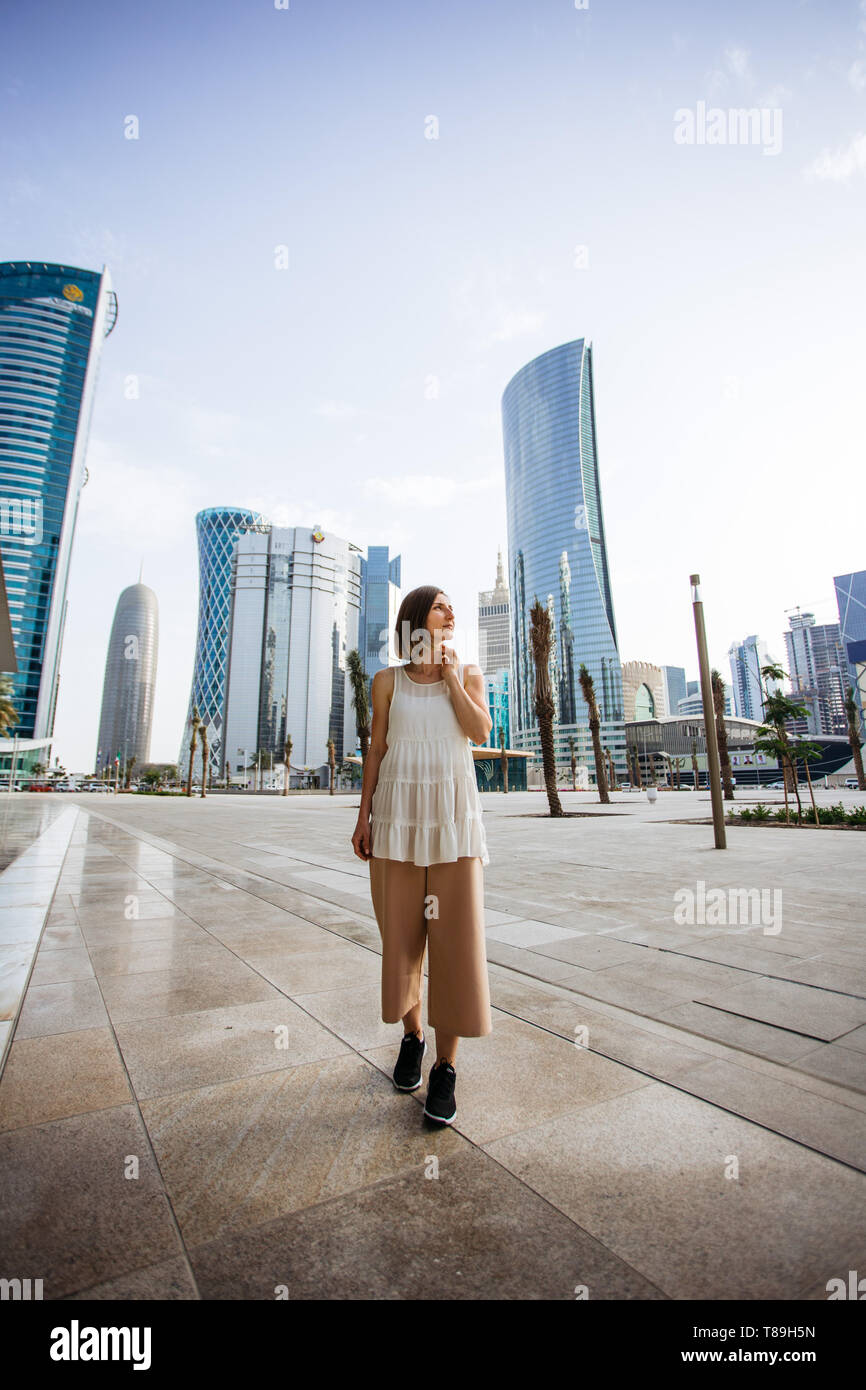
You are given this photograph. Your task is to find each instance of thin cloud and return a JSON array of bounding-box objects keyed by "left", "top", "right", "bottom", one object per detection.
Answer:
[
  {"left": 364, "top": 472, "right": 500, "bottom": 507},
  {"left": 804, "top": 132, "right": 866, "bottom": 182}
]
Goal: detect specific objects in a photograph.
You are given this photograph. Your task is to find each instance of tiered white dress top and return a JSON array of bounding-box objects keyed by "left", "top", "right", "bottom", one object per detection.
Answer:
[{"left": 371, "top": 661, "right": 489, "bottom": 867}]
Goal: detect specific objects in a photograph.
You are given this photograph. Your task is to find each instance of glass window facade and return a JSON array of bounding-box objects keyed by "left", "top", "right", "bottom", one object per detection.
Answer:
[
  {"left": 0, "top": 261, "right": 116, "bottom": 740},
  {"left": 502, "top": 339, "right": 625, "bottom": 777}
]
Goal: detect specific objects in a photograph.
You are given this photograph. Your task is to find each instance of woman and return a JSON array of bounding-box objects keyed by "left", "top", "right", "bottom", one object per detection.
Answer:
[{"left": 351, "top": 586, "right": 493, "bottom": 1125}]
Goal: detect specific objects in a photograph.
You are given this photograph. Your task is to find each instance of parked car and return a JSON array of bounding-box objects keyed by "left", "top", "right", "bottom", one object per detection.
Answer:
[{"left": 845, "top": 778, "right": 861, "bottom": 789}]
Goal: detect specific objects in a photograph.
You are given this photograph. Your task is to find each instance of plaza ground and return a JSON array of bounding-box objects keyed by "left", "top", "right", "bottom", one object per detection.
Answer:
[{"left": 0, "top": 786, "right": 864, "bottom": 1300}]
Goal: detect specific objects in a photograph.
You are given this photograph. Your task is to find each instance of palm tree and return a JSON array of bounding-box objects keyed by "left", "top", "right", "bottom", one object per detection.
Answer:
[
  {"left": 568, "top": 734, "right": 578, "bottom": 791},
  {"left": 578, "top": 664, "right": 610, "bottom": 804},
  {"left": 0, "top": 674, "right": 19, "bottom": 736},
  {"left": 347, "top": 650, "right": 371, "bottom": 765},
  {"left": 199, "top": 724, "right": 208, "bottom": 797},
  {"left": 498, "top": 724, "right": 509, "bottom": 793},
  {"left": 671, "top": 755, "right": 684, "bottom": 790},
  {"left": 327, "top": 738, "right": 336, "bottom": 794},
  {"left": 843, "top": 685, "right": 866, "bottom": 791},
  {"left": 689, "top": 738, "right": 700, "bottom": 791},
  {"left": 124, "top": 755, "right": 137, "bottom": 790},
  {"left": 754, "top": 663, "right": 807, "bottom": 825},
  {"left": 528, "top": 598, "right": 563, "bottom": 816},
  {"left": 711, "top": 669, "right": 735, "bottom": 800},
  {"left": 791, "top": 737, "right": 823, "bottom": 826},
  {"left": 186, "top": 706, "right": 201, "bottom": 797},
  {"left": 282, "top": 733, "right": 293, "bottom": 795}
]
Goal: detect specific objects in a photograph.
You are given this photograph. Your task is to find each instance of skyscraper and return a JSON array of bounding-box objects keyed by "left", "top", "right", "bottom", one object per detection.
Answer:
[
  {"left": 502, "top": 339, "right": 624, "bottom": 777},
  {"left": 179, "top": 506, "right": 265, "bottom": 782},
  {"left": 0, "top": 261, "right": 117, "bottom": 756},
  {"left": 784, "top": 610, "right": 847, "bottom": 737},
  {"left": 94, "top": 583, "right": 158, "bottom": 776},
  {"left": 477, "top": 548, "right": 511, "bottom": 676},
  {"left": 359, "top": 545, "right": 401, "bottom": 679},
  {"left": 661, "top": 665, "right": 687, "bottom": 718},
  {"left": 222, "top": 524, "right": 363, "bottom": 783},
  {"left": 834, "top": 570, "right": 866, "bottom": 724},
  {"left": 728, "top": 635, "right": 779, "bottom": 722}
]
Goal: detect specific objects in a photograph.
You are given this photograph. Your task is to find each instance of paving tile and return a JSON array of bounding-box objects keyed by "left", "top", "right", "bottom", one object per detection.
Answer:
[
  {"left": 14, "top": 978, "right": 109, "bottom": 1038},
  {"left": 79, "top": 918, "right": 208, "bottom": 949},
  {"left": 0, "top": 1027, "right": 131, "bottom": 1128},
  {"left": 487, "top": 971, "right": 715, "bottom": 1079},
  {"left": 114, "top": 996, "right": 351, "bottom": 1099},
  {"left": 188, "top": 1149, "right": 665, "bottom": 1300},
  {"left": 363, "top": 1013, "right": 655, "bottom": 1146},
  {"left": 140, "top": 1054, "right": 465, "bottom": 1246},
  {"left": 690, "top": 977, "right": 866, "bottom": 1041},
  {"left": 484, "top": 919, "right": 584, "bottom": 948},
  {"left": 245, "top": 941, "right": 382, "bottom": 995},
  {"left": 98, "top": 958, "right": 284, "bottom": 1024},
  {"left": 293, "top": 981, "right": 411, "bottom": 1052},
  {"left": 672, "top": 1057, "right": 866, "bottom": 1170},
  {"left": 483, "top": 1083, "right": 866, "bottom": 1299},
  {"left": 87, "top": 939, "right": 240, "bottom": 978},
  {"left": 0, "top": 1105, "right": 183, "bottom": 1299},
  {"left": 531, "top": 936, "right": 655, "bottom": 969},
  {"left": 790, "top": 1044, "right": 866, "bottom": 1093},
  {"left": 30, "top": 946, "right": 95, "bottom": 985},
  {"left": 63, "top": 1256, "right": 199, "bottom": 1300},
  {"left": 654, "top": 1001, "right": 821, "bottom": 1064}
]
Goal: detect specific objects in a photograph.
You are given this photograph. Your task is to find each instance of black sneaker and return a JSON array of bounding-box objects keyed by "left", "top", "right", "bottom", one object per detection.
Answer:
[
  {"left": 424, "top": 1059, "right": 457, "bottom": 1123},
  {"left": 393, "top": 1030, "right": 426, "bottom": 1091}
]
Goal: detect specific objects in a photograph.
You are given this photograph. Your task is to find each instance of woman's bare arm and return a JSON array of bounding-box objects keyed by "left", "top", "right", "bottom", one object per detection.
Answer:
[
  {"left": 352, "top": 667, "right": 394, "bottom": 858},
  {"left": 445, "top": 660, "right": 492, "bottom": 745}
]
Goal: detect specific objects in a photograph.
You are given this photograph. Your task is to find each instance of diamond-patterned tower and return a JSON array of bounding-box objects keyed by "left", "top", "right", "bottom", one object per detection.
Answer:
[{"left": 179, "top": 506, "right": 265, "bottom": 782}]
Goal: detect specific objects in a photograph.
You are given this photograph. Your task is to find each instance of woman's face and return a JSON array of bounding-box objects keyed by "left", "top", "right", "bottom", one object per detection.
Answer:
[{"left": 425, "top": 592, "right": 455, "bottom": 650}]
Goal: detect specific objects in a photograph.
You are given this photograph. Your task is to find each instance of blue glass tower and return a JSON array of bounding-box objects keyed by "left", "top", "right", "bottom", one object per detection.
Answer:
[
  {"left": 358, "top": 545, "right": 401, "bottom": 678},
  {"left": 179, "top": 506, "right": 265, "bottom": 780},
  {"left": 502, "top": 339, "right": 624, "bottom": 778},
  {"left": 834, "top": 571, "right": 866, "bottom": 725},
  {"left": 0, "top": 260, "right": 117, "bottom": 742}
]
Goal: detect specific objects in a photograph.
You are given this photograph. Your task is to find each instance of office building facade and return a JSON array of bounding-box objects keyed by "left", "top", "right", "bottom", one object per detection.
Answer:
[
  {"left": 784, "top": 611, "right": 847, "bottom": 737},
  {"left": 478, "top": 548, "right": 511, "bottom": 675},
  {"left": 728, "top": 635, "right": 779, "bottom": 722},
  {"left": 0, "top": 260, "right": 117, "bottom": 748},
  {"left": 223, "top": 524, "right": 363, "bottom": 783},
  {"left": 834, "top": 570, "right": 866, "bottom": 725},
  {"left": 95, "top": 583, "right": 158, "bottom": 775},
  {"left": 502, "top": 338, "right": 624, "bottom": 779},
  {"left": 179, "top": 506, "right": 265, "bottom": 782},
  {"left": 358, "top": 545, "right": 401, "bottom": 679}
]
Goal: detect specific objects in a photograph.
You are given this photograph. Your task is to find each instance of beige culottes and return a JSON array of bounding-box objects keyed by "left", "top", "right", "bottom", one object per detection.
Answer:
[{"left": 368, "top": 854, "right": 493, "bottom": 1038}]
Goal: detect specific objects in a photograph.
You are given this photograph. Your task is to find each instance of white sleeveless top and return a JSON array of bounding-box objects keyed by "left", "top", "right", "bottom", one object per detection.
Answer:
[{"left": 371, "top": 662, "right": 489, "bottom": 867}]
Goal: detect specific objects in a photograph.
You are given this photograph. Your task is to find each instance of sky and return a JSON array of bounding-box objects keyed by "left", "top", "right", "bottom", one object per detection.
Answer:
[{"left": 2, "top": 0, "right": 865, "bottom": 772}]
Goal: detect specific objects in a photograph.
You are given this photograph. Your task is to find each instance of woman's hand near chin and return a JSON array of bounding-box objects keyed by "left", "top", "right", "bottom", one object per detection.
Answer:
[{"left": 440, "top": 643, "right": 460, "bottom": 686}]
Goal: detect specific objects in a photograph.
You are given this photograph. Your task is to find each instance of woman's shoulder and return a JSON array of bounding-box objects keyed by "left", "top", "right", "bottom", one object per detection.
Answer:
[
  {"left": 372, "top": 666, "right": 398, "bottom": 701},
  {"left": 461, "top": 662, "right": 483, "bottom": 681}
]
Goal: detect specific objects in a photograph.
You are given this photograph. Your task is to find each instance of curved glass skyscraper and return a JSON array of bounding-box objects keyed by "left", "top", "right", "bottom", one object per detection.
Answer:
[
  {"left": 0, "top": 260, "right": 117, "bottom": 742},
  {"left": 95, "top": 583, "right": 158, "bottom": 775},
  {"left": 502, "top": 338, "right": 624, "bottom": 778},
  {"left": 179, "top": 506, "right": 265, "bottom": 780}
]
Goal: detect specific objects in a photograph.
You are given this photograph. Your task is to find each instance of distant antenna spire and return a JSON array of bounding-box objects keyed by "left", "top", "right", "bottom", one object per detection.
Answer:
[{"left": 138, "top": 558, "right": 143, "bottom": 584}]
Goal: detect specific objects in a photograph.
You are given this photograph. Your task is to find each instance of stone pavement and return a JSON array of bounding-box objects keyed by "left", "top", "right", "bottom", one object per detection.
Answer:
[{"left": 0, "top": 788, "right": 864, "bottom": 1300}]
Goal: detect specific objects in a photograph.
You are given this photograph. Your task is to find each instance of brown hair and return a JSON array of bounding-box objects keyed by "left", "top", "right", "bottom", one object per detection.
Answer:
[{"left": 393, "top": 585, "right": 446, "bottom": 660}]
